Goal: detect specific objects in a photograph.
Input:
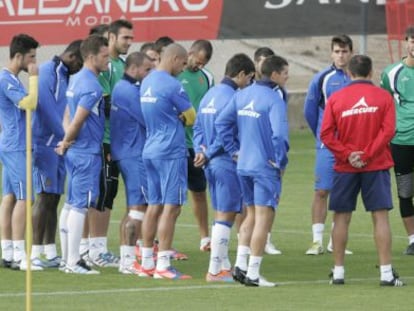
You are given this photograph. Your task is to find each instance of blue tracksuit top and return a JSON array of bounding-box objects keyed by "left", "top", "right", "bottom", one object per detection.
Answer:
[
  {"left": 215, "top": 79, "right": 289, "bottom": 177},
  {"left": 303, "top": 64, "right": 350, "bottom": 148},
  {"left": 33, "top": 56, "right": 68, "bottom": 147},
  {"left": 110, "top": 74, "right": 146, "bottom": 161},
  {"left": 193, "top": 77, "right": 238, "bottom": 166}
]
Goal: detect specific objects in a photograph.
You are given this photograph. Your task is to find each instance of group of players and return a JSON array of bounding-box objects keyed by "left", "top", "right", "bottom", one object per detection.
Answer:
[{"left": 0, "top": 19, "right": 413, "bottom": 287}]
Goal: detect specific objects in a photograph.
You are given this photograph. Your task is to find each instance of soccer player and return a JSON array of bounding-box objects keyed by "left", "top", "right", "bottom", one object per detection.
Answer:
[
  {"left": 139, "top": 43, "right": 195, "bottom": 280},
  {"left": 140, "top": 42, "right": 160, "bottom": 66},
  {"left": 0, "top": 34, "right": 40, "bottom": 270},
  {"left": 216, "top": 55, "right": 289, "bottom": 287},
  {"left": 193, "top": 53, "right": 255, "bottom": 282},
  {"left": 303, "top": 35, "right": 353, "bottom": 255},
  {"left": 56, "top": 34, "right": 109, "bottom": 274},
  {"left": 381, "top": 26, "right": 414, "bottom": 255},
  {"left": 86, "top": 19, "right": 134, "bottom": 267},
  {"left": 321, "top": 54, "right": 404, "bottom": 287},
  {"left": 252, "top": 46, "right": 283, "bottom": 255},
  {"left": 110, "top": 52, "right": 153, "bottom": 274},
  {"left": 178, "top": 39, "right": 214, "bottom": 252},
  {"left": 31, "top": 39, "right": 83, "bottom": 268}
]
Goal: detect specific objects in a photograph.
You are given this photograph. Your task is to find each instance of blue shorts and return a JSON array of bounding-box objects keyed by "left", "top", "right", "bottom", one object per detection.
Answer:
[
  {"left": 329, "top": 170, "right": 393, "bottom": 213},
  {"left": 33, "top": 145, "right": 66, "bottom": 195},
  {"left": 239, "top": 173, "right": 281, "bottom": 209},
  {"left": 0, "top": 150, "right": 30, "bottom": 200},
  {"left": 144, "top": 158, "right": 187, "bottom": 205},
  {"left": 65, "top": 150, "right": 101, "bottom": 209},
  {"left": 314, "top": 147, "right": 335, "bottom": 191},
  {"left": 117, "top": 156, "right": 148, "bottom": 206},
  {"left": 205, "top": 161, "right": 242, "bottom": 213}
]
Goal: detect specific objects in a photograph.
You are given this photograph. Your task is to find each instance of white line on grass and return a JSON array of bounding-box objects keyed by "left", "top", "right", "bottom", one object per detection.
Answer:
[{"left": 1, "top": 276, "right": 413, "bottom": 298}]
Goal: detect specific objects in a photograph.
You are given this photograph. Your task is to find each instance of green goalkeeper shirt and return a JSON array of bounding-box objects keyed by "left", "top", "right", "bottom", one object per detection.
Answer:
[
  {"left": 98, "top": 56, "right": 125, "bottom": 144},
  {"left": 380, "top": 60, "right": 414, "bottom": 145},
  {"left": 178, "top": 68, "right": 214, "bottom": 148}
]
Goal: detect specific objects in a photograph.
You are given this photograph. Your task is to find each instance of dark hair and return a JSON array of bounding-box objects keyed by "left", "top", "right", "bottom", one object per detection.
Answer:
[
  {"left": 225, "top": 53, "right": 255, "bottom": 78},
  {"left": 125, "top": 51, "right": 150, "bottom": 69},
  {"left": 154, "top": 36, "right": 174, "bottom": 53},
  {"left": 190, "top": 39, "right": 213, "bottom": 62},
  {"left": 405, "top": 25, "right": 414, "bottom": 40},
  {"left": 140, "top": 42, "right": 156, "bottom": 53},
  {"left": 89, "top": 24, "right": 109, "bottom": 36},
  {"left": 80, "top": 35, "right": 108, "bottom": 60},
  {"left": 64, "top": 39, "right": 83, "bottom": 60},
  {"left": 109, "top": 19, "right": 133, "bottom": 36},
  {"left": 331, "top": 34, "right": 353, "bottom": 52},
  {"left": 254, "top": 47, "right": 275, "bottom": 63},
  {"left": 348, "top": 55, "right": 372, "bottom": 78},
  {"left": 261, "top": 55, "right": 289, "bottom": 78},
  {"left": 9, "top": 34, "right": 39, "bottom": 59}
]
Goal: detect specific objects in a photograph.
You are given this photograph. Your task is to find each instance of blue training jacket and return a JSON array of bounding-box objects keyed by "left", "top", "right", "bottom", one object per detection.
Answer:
[
  {"left": 110, "top": 74, "right": 146, "bottom": 161},
  {"left": 33, "top": 56, "right": 68, "bottom": 147},
  {"left": 193, "top": 77, "right": 238, "bottom": 166},
  {"left": 303, "top": 64, "right": 350, "bottom": 149},
  {"left": 215, "top": 79, "right": 289, "bottom": 177}
]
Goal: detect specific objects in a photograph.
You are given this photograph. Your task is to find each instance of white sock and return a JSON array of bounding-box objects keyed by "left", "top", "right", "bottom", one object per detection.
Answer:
[
  {"left": 408, "top": 234, "right": 414, "bottom": 245},
  {"left": 235, "top": 245, "right": 250, "bottom": 271},
  {"left": 89, "top": 237, "right": 100, "bottom": 260},
  {"left": 141, "top": 247, "right": 155, "bottom": 270},
  {"left": 59, "top": 203, "right": 71, "bottom": 263},
  {"left": 31, "top": 245, "right": 43, "bottom": 260},
  {"left": 333, "top": 265, "right": 345, "bottom": 280},
  {"left": 327, "top": 223, "right": 334, "bottom": 248},
  {"left": 208, "top": 224, "right": 221, "bottom": 275},
  {"left": 44, "top": 244, "right": 57, "bottom": 260},
  {"left": 98, "top": 237, "right": 108, "bottom": 254},
  {"left": 1, "top": 240, "right": 13, "bottom": 261},
  {"left": 246, "top": 255, "right": 262, "bottom": 280},
  {"left": 123, "top": 246, "right": 135, "bottom": 267},
  {"left": 209, "top": 223, "right": 231, "bottom": 275},
  {"left": 13, "top": 240, "right": 25, "bottom": 262},
  {"left": 156, "top": 250, "right": 170, "bottom": 271},
  {"left": 79, "top": 238, "right": 89, "bottom": 255},
  {"left": 67, "top": 208, "right": 86, "bottom": 267},
  {"left": 312, "top": 223, "right": 324, "bottom": 244},
  {"left": 380, "top": 264, "right": 393, "bottom": 282}
]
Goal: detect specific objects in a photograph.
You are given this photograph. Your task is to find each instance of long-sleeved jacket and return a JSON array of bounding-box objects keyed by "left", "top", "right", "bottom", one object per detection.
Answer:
[
  {"left": 215, "top": 80, "right": 289, "bottom": 177},
  {"left": 304, "top": 65, "right": 350, "bottom": 148}
]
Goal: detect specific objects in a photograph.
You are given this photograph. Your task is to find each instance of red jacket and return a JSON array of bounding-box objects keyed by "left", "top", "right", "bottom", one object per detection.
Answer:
[{"left": 320, "top": 80, "right": 395, "bottom": 173}]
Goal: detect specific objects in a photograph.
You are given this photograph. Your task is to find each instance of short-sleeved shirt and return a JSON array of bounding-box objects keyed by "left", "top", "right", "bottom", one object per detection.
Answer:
[
  {"left": 140, "top": 69, "right": 192, "bottom": 159},
  {"left": 381, "top": 61, "right": 414, "bottom": 145},
  {"left": 66, "top": 67, "right": 105, "bottom": 154},
  {"left": 0, "top": 69, "right": 27, "bottom": 152}
]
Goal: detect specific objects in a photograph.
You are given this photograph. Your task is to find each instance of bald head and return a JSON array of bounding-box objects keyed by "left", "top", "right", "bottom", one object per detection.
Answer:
[{"left": 159, "top": 43, "right": 188, "bottom": 76}]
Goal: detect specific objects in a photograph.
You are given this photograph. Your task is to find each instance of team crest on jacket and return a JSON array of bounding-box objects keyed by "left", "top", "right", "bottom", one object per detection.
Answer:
[{"left": 341, "top": 97, "right": 378, "bottom": 118}]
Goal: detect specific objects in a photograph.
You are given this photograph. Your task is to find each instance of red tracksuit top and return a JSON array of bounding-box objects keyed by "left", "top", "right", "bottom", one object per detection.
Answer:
[{"left": 320, "top": 80, "right": 396, "bottom": 173}]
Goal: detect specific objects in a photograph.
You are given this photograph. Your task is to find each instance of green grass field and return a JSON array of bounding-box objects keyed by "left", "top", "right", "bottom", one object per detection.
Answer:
[{"left": 0, "top": 130, "right": 412, "bottom": 311}]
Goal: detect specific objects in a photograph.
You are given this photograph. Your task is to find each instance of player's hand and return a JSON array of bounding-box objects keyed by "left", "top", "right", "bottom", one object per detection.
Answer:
[
  {"left": 194, "top": 152, "right": 206, "bottom": 168},
  {"left": 348, "top": 151, "right": 366, "bottom": 169},
  {"left": 27, "top": 63, "right": 38, "bottom": 76},
  {"left": 55, "top": 140, "right": 72, "bottom": 155}
]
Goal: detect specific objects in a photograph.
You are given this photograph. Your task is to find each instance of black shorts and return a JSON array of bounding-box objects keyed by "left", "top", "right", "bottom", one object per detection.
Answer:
[
  {"left": 187, "top": 148, "right": 207, "bottom": 192},
  {"left": 96, "top": 143, "right": 119, "bottom": 211},
  {"left": 391, "top": 143, "right": 414, "bottom": 175}
]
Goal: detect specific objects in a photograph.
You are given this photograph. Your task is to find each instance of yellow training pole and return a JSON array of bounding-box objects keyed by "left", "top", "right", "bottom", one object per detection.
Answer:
[{"left": 25, "top": 108, "right": 33, "bottom": 311}]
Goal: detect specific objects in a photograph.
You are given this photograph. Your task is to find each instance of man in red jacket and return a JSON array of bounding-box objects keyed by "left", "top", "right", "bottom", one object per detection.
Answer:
[{"left": 320, "top": 54, "right": 404, "bottom": 287}]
